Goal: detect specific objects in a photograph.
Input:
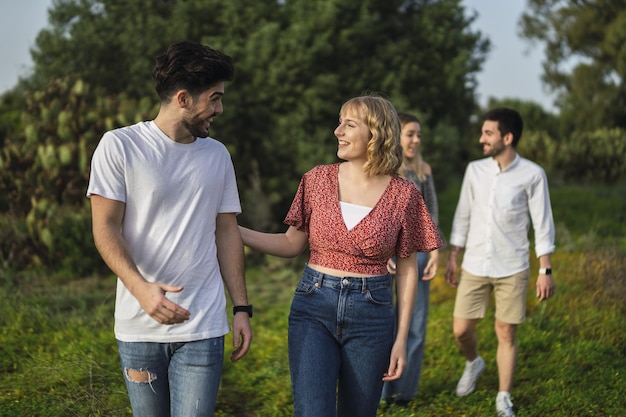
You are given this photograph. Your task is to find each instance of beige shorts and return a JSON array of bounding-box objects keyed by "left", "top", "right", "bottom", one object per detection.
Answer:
[{"left": 453, "top": 268, "right": 530, "bottom": 324}]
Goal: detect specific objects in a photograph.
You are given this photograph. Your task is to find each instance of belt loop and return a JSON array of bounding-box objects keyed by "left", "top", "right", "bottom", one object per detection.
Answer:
[
  {"left": 315, "top": 271, "right": 324, "bottom": 288},
  {"left": 361, "top": 278, "right": 367, "bottom": 293}
]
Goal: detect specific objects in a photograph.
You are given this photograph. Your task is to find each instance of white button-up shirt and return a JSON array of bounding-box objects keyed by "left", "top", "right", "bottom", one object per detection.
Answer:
[{"left": 449, "top": 155, "right": 555, "bottom": 278}]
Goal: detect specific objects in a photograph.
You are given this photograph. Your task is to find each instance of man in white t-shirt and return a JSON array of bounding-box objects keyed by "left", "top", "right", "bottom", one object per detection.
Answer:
[
  {"left": 445, "top": 107, "right": 555, "bottom": 417},
  {"left": 87, "top": 41, "right": 252, "bottom": 417}
]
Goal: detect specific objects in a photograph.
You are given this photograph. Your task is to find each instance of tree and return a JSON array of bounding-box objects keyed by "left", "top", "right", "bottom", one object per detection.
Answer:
[
  {"left": 486, "top": 97, "right": 560, "bottom": 138},
  {"left": 219, "top": 0, "right": 490, "bottom": 228},
  {"left": 0, "top": 90, "right": 25, "bottom": 149},
  {"left": 19, "top": 0, "right": 490, "bottom": 233},
  {"left": 520, "top": 0, "right": 626, "bottom": 134},
  {"left": 27, "top": 0, "right": 282, "bottom": 98}
]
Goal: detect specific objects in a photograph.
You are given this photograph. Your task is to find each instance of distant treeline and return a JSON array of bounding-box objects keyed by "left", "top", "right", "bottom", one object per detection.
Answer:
[{"left": 1, "top": 0, "right": 624, "bottom": 273}]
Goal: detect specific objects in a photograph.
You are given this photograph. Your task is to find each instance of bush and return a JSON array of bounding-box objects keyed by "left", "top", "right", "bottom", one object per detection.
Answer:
[
  {"left": 556, "top": 128, "right": 626, "bottom": 184},
  {"left": 516, "top": 130, "right": 559, "bottom": 177},
  {"left": 0, "top": 77, "right": 156, "bottom": 273}
]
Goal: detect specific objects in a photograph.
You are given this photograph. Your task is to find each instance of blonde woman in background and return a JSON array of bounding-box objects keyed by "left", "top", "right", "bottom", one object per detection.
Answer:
[{"left": 382, "top": 111, "right": 441, "bottom": 406}]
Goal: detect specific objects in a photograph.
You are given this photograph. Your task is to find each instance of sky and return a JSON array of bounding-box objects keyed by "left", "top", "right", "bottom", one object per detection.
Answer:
[
  {"left": 0, "top": 0, "right": 555, "bottom": 110},
  {"left": 463, "top": 0, "right": 556, "bottom": 110},
  {"left": 0, "top": 0, "right": 50, "bottom": 93}
]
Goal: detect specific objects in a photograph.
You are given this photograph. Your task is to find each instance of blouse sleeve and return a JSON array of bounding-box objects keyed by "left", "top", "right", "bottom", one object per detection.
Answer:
[
  {"left": 284, "top": 171, "right": 310, "bottom": 233},
  {"left": 396, "top": 184, "right": 444, "bottom": 257}
]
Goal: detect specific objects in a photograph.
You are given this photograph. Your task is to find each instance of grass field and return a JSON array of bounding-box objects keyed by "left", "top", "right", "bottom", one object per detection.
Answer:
[{"left": 0, "top": 183, "right": 624, "bottom": 416}]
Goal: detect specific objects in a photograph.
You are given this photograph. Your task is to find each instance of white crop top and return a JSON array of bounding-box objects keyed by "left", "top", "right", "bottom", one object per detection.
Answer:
[{"left": 340, "top": 201, "right": 373, "bottom": 230}]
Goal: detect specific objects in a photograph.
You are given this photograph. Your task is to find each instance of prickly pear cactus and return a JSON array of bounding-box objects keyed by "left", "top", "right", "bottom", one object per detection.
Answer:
[{"left": 0, "top": 76, "right": 157, "bottom": 273}]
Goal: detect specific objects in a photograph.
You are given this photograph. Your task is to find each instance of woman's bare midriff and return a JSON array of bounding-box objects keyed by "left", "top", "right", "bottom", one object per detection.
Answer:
[{"left": 308, "top": 263, "right": 378, "bottom": 278}]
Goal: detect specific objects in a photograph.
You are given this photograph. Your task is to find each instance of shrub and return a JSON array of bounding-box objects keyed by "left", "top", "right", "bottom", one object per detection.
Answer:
[
  {"left": 555, "top": 128, "right": 626, "bottom": 184},
  {"left": 0, "top": 77, "right": 156, "bottom": 273},
  {"left": 517, "top": 130, "right": 559, "bottom": 177}
]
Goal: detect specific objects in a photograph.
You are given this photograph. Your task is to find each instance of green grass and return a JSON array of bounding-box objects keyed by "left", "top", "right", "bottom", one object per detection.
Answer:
[{"left": 1, "top": 184, "right": 625, "bottom": 416}]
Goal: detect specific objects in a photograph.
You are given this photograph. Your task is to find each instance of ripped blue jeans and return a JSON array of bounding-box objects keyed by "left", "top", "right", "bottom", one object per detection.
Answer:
[{"left": 117, "top": 337, "right": 224, "bottom": 417}]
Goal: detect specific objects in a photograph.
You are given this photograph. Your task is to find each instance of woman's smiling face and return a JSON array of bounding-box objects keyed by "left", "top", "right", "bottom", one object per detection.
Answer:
[
  {"left": 400, "top": 121, "right": 421, "bottom": 160},
  {"left": 334, "top": 106, "right": 371, "bottom": 162}
]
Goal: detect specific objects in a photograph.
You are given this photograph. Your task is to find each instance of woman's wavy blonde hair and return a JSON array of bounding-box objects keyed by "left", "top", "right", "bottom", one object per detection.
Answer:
[{"left": 339, "top": 94, "right": 403, "bottom": 176}]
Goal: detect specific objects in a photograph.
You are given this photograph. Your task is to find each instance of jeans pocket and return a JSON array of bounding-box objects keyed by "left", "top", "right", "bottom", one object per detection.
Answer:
[
  {"left": 294, "top": 280, "right": 317, "bottom": 297},
  {"left": 365, "top": 287, "right": 392, "bottom": 306}
]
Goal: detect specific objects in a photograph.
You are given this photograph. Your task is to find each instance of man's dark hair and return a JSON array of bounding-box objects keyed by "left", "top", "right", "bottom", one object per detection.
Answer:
[
  {"left": 484, "top": 107, "right": 524, "bottom": 147},
  {"left": 152, "top": 41, "right": 234, "bottom": 101}
]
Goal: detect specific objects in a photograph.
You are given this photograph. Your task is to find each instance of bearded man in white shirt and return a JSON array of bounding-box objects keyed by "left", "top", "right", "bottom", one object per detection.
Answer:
[
  {"left": 88, "top": 41, "right": 252, "bottom": 417},
  {"left": 445, "top": 107, "right": 555, "bottom": 417}
]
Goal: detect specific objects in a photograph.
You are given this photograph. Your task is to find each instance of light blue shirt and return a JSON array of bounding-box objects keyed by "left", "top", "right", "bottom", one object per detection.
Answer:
[{"left": 449, "top": 154, "right": 555, "bottom": 278}]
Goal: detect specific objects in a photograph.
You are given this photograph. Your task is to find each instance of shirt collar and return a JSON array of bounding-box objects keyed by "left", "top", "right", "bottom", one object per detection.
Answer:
[{"left": 490, "top": 153, "right": 520, "bottom": 173}]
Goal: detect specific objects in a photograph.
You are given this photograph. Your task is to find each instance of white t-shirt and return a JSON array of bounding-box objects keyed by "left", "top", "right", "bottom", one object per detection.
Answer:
[{"left": 87, "top": 121, "right": 241, "bottom": 342}]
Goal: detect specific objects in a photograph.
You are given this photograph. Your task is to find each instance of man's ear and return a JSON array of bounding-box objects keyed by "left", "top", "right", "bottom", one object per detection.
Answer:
[
  {"left": 176, "top": 90, "right": 189, "bottom": 109},
  {"left": 503, "top": 132, "right": 514, "bottom": 146}
]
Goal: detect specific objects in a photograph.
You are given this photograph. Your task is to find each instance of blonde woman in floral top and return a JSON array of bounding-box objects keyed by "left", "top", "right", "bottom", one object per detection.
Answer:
[{"left": 240, "top": 95, "right": 443, "bottom": 417}]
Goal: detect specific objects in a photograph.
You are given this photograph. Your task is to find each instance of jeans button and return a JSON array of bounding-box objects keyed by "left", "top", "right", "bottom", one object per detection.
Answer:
[{"left": 342, "top": 278, "right": 349, "bottom": 286}]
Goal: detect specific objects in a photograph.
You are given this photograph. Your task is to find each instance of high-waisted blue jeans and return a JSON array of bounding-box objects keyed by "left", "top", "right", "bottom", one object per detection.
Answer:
[
  {"left": 117, "top": 337, "right": 224, "bottom": 417},
  {"left": 288, "top": 265, "right": 394, "bottom": 417}
]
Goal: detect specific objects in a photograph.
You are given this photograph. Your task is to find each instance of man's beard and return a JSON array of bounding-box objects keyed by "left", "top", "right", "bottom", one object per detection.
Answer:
[
  {"left": 484, "top": 141, "right": 505, "bottom": 157},
  {"left": 183, "top": 117, "right": 211, "bottom": 139}
]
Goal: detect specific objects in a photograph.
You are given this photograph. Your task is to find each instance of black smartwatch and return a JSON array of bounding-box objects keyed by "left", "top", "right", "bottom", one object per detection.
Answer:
[{"left": 233, "top": 305, "right": 253, "bottom": 318}]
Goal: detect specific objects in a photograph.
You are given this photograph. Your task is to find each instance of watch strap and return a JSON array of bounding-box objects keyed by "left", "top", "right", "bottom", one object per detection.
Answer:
[
  {"left": 233, "top": 305, "right": 253, "bottom": 318},
  {"left": 538, "top": 268, "right": 552, "bottom": 275}
]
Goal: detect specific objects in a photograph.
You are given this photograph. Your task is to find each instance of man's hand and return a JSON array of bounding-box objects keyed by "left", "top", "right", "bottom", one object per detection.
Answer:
[
  {"left": 230, "top": 313, "right": 252, "bottom": 362},
  {"left": 134, "top": 281, "right": 190, "bottom": 325},
  {"left": 445, "top": 246, "right": 462, "bottom": 287},
  {"left": 445, "top": 259, "right": 460, "bottom": 287},
  {"left": 536, "top": 273, "right": 554, "bottom": 302}
]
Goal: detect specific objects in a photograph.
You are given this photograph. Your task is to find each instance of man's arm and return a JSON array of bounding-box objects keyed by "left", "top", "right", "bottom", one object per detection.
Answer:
[
  {"left": 446, "top": 167, "right": 473, "bottom": 287},
  {"left": 90, "top": 194, "right": 190, "bottom": 324},
  {"left": 528, "top": 169, "right": 555, "bottom": 302},
  {"left": 216, "top": 212, "right": 252, "bottom": 362}
]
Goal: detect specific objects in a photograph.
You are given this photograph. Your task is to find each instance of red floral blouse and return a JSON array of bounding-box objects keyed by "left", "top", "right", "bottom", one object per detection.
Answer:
[{"left": 284, "top": 163, "right": 444, "bottom": 275}]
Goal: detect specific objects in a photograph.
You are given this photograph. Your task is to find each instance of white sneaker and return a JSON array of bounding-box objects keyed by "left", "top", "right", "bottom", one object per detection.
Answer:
[
  {"left": 496, "top": 391, "right": 516, "bottom": 417},
  {"left": 455, "top": 356, "right": 485, "bottom": 396}
]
